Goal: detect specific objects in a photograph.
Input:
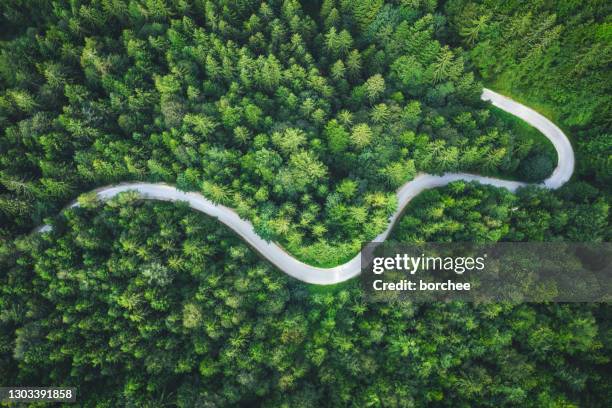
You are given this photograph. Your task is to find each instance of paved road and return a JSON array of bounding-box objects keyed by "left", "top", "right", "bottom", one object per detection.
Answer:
[{"left": 36, "top": 89, "right": 575, "bottom": 284}]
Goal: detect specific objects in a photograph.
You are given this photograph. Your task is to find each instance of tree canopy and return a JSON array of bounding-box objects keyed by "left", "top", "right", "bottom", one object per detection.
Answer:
[
  {"left": 0, "top": 1, "right": 610, "bottom": 406},
  {"left": 0, "top": 0, "right": 558, "bottom": 264}
]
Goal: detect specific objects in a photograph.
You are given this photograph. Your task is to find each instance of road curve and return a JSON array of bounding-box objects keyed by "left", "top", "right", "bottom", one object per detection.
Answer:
[{"left": 36, "top": 89, "right": 574, "bottom": 284}]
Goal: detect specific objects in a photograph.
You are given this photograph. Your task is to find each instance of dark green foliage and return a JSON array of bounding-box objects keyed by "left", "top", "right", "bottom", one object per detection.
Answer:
[
  {"left": 578, "top": 133, "right": 612, "bottom": 185},
  {"left": 518, "top": 153, "right": 554, "bottom": 182},
  {"left": 1, "top": 195, "right": 610, "bottom": 406},
  {"left": 392, "top": 180, "right": 610, "bottom": 244}
]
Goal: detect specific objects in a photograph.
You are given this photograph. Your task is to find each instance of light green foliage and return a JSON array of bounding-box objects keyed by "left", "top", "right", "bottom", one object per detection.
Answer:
[
  {"left": 351, "top": 123, "right": 373, "bottom": 148},
  {"left": 182, "top": 303, "right": 202, "bottom": 328},
  {"left": 324, "top": 119, "right": 350, "bottom": 153},
  {"left": 271, "top": 128, "right": 307, "bottom": 155},
  {"left": 364, "top": 74, "right": 386, "bottom": 102}
]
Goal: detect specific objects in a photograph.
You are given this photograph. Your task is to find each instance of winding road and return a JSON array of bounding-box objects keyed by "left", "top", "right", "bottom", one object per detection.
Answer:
[{"left": 36, "top": 89, "right": 574, "bottom": 284}]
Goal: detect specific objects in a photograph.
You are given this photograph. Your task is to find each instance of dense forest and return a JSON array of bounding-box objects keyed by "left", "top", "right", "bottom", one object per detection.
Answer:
[
  {"left": 0, "top": 0, "right": 561, "bottom": 264},
  {"left": 443, "top": 0, "right": 611, "bottom": 187},
  {"left": 1, "top": 193, "right": 609, "bottom": 406},
  {"left": 0, "top": 0, "right": 610, "bottom": 406}
]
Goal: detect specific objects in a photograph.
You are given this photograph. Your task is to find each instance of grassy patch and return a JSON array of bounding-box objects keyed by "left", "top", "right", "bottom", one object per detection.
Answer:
[
  {"left": 489, "top": 76, "right": 575, "bottom": 144},
  {"left": 284, "top": 239, "right": 362, "bottom": 268},
  {"left": 306, "top": 278, "right": 355, "bottom": 295}
]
